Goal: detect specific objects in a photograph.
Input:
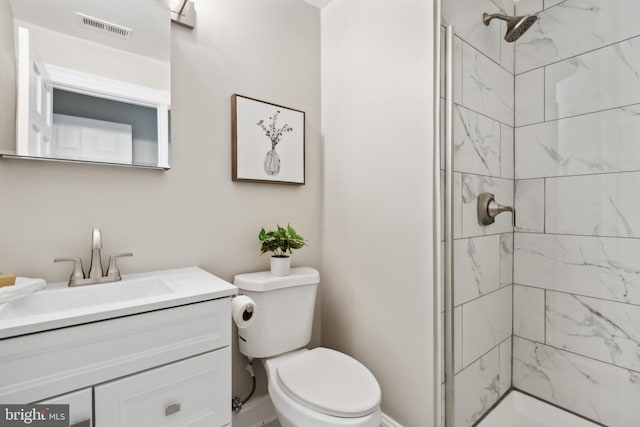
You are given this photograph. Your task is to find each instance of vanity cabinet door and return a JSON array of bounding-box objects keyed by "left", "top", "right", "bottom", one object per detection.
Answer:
[
  {"left": 38, "top": 388, "right": 93, "bottom": 427},
  {"left": 95, "top": 349, "right": 231, "bottom": 427}
]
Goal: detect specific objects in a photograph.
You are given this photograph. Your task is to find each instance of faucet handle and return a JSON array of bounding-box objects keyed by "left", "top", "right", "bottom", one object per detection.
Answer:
[
  {"left": 106, "top": 252, "right": 133, "bottom": 281},
  {"left": 54, "top": 257, "right": 85, "bottom": 284},
  {"left": 92, "top": 228, "right": 103, "bottom": 249},
  {"left": 477, "top": 192, "right": 516, "bottom": 227}
]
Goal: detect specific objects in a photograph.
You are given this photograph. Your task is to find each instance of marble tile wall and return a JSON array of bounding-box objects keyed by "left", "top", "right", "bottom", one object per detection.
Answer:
[
  {"left": 515, "top": 0, "right": 640, "bottom": 75},
  {"left": 513, "top": 337, "right": 640, "bottom": 426},
  {"left": 515, "top": 105, "right": 640, "bottom": 179},
  {"left": 454, "top": 345, "right": 500, "bottom": 427},
  {"left": 513, "top": 0, "right": 640, "bottom": 424},
  {"left": 442, "top": 1, "right": 515, "bottom": 424}
]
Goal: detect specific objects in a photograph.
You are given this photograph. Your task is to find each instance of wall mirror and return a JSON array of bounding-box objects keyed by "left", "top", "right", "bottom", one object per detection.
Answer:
[{"left": 1, "top": 0, "right": 171, "bottom": 169}]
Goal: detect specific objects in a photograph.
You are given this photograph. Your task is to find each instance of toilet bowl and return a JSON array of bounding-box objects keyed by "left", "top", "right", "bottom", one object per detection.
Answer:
[
  {"left": 263, "top": 348, "right": 381, "bottom": 427},
  {"left": 233, "top": 268, "right": 382, "bottom": 427}
]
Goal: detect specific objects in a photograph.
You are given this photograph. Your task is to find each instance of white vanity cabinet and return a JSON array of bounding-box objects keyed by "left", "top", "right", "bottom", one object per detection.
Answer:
[
  {"left": 38, "top": 388, "right": 93, "bottom": 427},
  {"left": 2, "top": 295, "right": 233, "bottom": 427},
  {"left": 95, "top": 349, "right": 230, "bottom": 426}
]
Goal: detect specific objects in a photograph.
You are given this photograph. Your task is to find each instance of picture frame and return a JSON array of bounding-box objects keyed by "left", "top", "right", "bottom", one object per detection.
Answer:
[{"left": 232, "top": 94, "right": 306, "bottom": 185}]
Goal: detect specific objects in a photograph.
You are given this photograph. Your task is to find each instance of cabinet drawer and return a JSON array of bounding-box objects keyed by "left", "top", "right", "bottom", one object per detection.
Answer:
[
  {"left": 0, "top": 298, "right": 230, "bottom": 404},
  {"left": 38, "top": 388, "right": 92, "bottom": 427},
  {"left": 95, "top": 349, "right": 231, "bottom": 427}
]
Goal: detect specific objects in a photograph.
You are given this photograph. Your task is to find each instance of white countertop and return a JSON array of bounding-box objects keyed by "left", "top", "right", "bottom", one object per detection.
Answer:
[{"left": 0, "top": 267, "right": 237, "bottom": 339}]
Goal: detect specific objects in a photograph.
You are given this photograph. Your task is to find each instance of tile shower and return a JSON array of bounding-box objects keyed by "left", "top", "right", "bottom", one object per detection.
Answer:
[
  {"left": 442, "top": 0, "right": 640, "bottom": 426},
  {"left": 442, "top": 0, "right": 515, "bottom": 425},
  {"left": 512, "top": 0, "right": 640, "bottom": 426}
]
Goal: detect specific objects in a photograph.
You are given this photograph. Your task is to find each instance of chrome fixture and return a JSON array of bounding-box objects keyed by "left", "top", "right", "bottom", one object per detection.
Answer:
[
  {"left": 55, "top": 228, "right": 132, "bottom": 287},
  {"left": 88, "top": 227, "right": 103, "bottom": 279},
  {"left": 477, "top": 193, "right": 516, "bottom": 227},
  {"left": 442, "top": 25, "right": 456, "bottom": 427},
  {"left": 171, "top": 0, "right": 195, "bottom": 29},
  {"left": 482, "top": 12, "right": 537, "bottom": 42}
]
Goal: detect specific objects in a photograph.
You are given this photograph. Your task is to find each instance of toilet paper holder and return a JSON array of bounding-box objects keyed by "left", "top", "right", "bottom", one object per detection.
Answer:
[
  {"left": 241, "top": 303, "right": 254, "bottom": 321},
  {"left": 232, "top": 294, "right": 257, "bottom": 329}
]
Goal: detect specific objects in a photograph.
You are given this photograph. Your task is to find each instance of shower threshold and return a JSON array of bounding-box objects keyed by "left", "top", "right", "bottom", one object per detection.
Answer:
[{"left": 476, "top": 390, "right": 603, "bottom": 427}]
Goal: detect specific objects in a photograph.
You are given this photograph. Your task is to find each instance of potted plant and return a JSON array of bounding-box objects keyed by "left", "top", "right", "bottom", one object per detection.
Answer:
[{"left": 259, "top": 224, "right": 306, "bottom": 276}]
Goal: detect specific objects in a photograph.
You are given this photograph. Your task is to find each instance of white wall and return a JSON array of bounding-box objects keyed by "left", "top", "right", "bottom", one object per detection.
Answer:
[
  {"left": 321, "top": 1, "right": 436, "bottom": 425},
  {"left": 0, "top": 0, "right": 321, "bottom": 400}
]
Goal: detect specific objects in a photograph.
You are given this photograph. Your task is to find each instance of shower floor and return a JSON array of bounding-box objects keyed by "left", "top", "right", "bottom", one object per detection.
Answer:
[{"left": 477, "top": 390, "right": 601, "bottom": 427}]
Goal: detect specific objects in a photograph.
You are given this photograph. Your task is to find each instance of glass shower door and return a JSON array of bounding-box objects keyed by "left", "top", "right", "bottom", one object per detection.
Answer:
[
  {"left": 440, "top": 0, "right": 640, "bottom": 426},
  {"left": 439, "top": 1, "right": 517, "bottom": 426}
]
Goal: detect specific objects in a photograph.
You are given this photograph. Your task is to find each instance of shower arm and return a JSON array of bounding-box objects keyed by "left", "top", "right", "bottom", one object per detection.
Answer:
[{"left": 482, "top": 13, "right": 509, "bottom": 25}]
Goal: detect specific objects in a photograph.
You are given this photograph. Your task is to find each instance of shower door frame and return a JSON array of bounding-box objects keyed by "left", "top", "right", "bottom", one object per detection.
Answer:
[{"left": 433, "top": 0, "right": 452, "bottom": 425}]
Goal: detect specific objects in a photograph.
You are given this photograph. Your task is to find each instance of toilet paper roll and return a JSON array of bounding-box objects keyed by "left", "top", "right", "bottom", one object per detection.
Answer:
[{"left": 232, "top": 295, "right": 256, "bottom": 329}]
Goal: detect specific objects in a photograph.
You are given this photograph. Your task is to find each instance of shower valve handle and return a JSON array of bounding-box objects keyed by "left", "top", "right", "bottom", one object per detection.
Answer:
[{"left": 477, "top": 193, "right": 516, "bottom": 227}]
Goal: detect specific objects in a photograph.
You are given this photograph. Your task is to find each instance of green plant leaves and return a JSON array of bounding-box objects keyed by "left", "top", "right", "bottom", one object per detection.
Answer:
[{"left": 258, "top": 223, "right": 307, "bottom": 256}]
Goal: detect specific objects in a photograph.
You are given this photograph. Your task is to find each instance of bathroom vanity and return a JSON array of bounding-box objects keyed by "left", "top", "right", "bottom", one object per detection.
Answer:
[{"left": 0, "top": 267, "right": 236, "bottom": 427}]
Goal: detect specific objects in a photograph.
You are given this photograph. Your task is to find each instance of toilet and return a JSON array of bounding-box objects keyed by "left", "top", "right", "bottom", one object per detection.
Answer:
[{"left": 234, "top": 267, "right": 381, "bottom": 427}]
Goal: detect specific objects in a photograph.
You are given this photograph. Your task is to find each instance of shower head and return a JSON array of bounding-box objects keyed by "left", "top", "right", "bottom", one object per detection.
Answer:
[{"left": 482, "top": 12, "right": 538, "bottom": 42}]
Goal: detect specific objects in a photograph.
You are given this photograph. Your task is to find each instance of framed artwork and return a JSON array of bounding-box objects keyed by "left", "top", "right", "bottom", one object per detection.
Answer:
[{"left": 232, "top": 94, "right": 305, "bottom": 184}]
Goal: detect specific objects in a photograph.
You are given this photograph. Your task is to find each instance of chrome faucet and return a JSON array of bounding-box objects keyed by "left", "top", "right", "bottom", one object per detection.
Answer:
[
  {"left": 88, "top": 227, "right": 103, "bottom": 279},
  {"left": 55, "top": 228, "right": 133, "bottom": 287}
]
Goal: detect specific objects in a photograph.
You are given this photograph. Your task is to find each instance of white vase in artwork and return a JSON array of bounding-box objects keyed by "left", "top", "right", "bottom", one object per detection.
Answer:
[{"left": 264, "top": 147, "right": 281, "bottom": 176}]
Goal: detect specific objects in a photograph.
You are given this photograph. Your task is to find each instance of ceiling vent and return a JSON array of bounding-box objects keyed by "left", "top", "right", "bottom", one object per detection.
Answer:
[{"left": 76, "top": 12, "right": 133, "bottom": 40}]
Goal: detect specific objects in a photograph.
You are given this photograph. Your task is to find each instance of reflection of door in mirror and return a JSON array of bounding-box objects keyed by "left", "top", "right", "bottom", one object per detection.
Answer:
[
  {"left": 16, "top": 26, "right": 52, "bottom": 158},
  {"left": 52, "top": 114, "right": 133, "bottom": 164},
  {"left": 6, "top": 0, "right": 171, "bottom": 169}
]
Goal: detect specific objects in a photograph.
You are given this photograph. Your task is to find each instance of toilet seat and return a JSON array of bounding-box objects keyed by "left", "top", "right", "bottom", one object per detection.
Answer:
[{"left": 276, "top": 347, "right": 381, "bottom": 418}]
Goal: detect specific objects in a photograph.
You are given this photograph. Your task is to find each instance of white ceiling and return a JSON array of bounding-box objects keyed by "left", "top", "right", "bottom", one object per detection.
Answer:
[{"left": 302, "top": 0, "right": 333, "bottom": 10}]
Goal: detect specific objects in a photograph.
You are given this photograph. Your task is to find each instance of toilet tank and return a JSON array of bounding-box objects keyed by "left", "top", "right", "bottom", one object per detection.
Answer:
[{"left": 233, "top": 267, "right": 320, "bottom": 358}]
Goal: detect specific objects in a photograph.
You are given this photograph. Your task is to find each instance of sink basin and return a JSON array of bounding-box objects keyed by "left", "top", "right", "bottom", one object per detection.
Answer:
[
  {"left": 0, "top": 267, "right": 237, "bottom": 339},
  {"left": 0, "top": 277, "right": 174, "bottom": 321}
]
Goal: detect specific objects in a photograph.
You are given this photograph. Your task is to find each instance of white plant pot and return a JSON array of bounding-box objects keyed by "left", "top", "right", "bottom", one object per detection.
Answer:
[{"left": 270, "top": 256, "right": 291, "bottom": 276}]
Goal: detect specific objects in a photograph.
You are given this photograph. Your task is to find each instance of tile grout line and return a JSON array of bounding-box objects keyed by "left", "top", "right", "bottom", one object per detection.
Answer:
[
  {"left": 454, "top": 101, "right": 514, "bottom": 129},
  {"left": 453, "top": 231, "right": 519, "bottom": 241},
  {"left": 518, "top": 169, "right": 640, "bottom": 181},
  {"left": 515, "top": 229, "right": 640, "bottom": 241},
  {"left": 543, "top": 288, "right": 547, "bottom": 345},
  {"left": 455, "top": 171, "right": 513, "bottom": 185},
  {"left": 511, "top": 35, "right": 517, "bottom": 393},
  {"left": 454, "top": 278, "right": 511, "bottom": 308},
  {"left": 511, "top": 40, "right": 517, "bottom": 395},
  {"left": 515, "top": 31, "right": 640, "bottom": 77},
  {"left": 542, "top": 64, "right": 546, "bottom": 123},
  {"left": 460, "top": 36, "right": 514, "bottom": 77},
  {"left": 460, "top": 303, "right": 463, "bottom": 375},
  {"left": 515, "top": 101, "right": 640, "bottom": 129},
  {"left": 455, "top": 333, "right": 511, "bottom": 378},
  {"left": 543, "top": 178, "right": 546, "bottom": 234},
  {"left": 514, "top": 335, "right": 640, "bottom": 376},
  {"left": 511, "top": 281, "right": 640, "bottom": 308}
]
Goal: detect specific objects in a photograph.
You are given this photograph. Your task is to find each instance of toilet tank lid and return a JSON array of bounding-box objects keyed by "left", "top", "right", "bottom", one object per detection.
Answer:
[{"left": 234, "top": 267, "right": 319, "bottom": 292}]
